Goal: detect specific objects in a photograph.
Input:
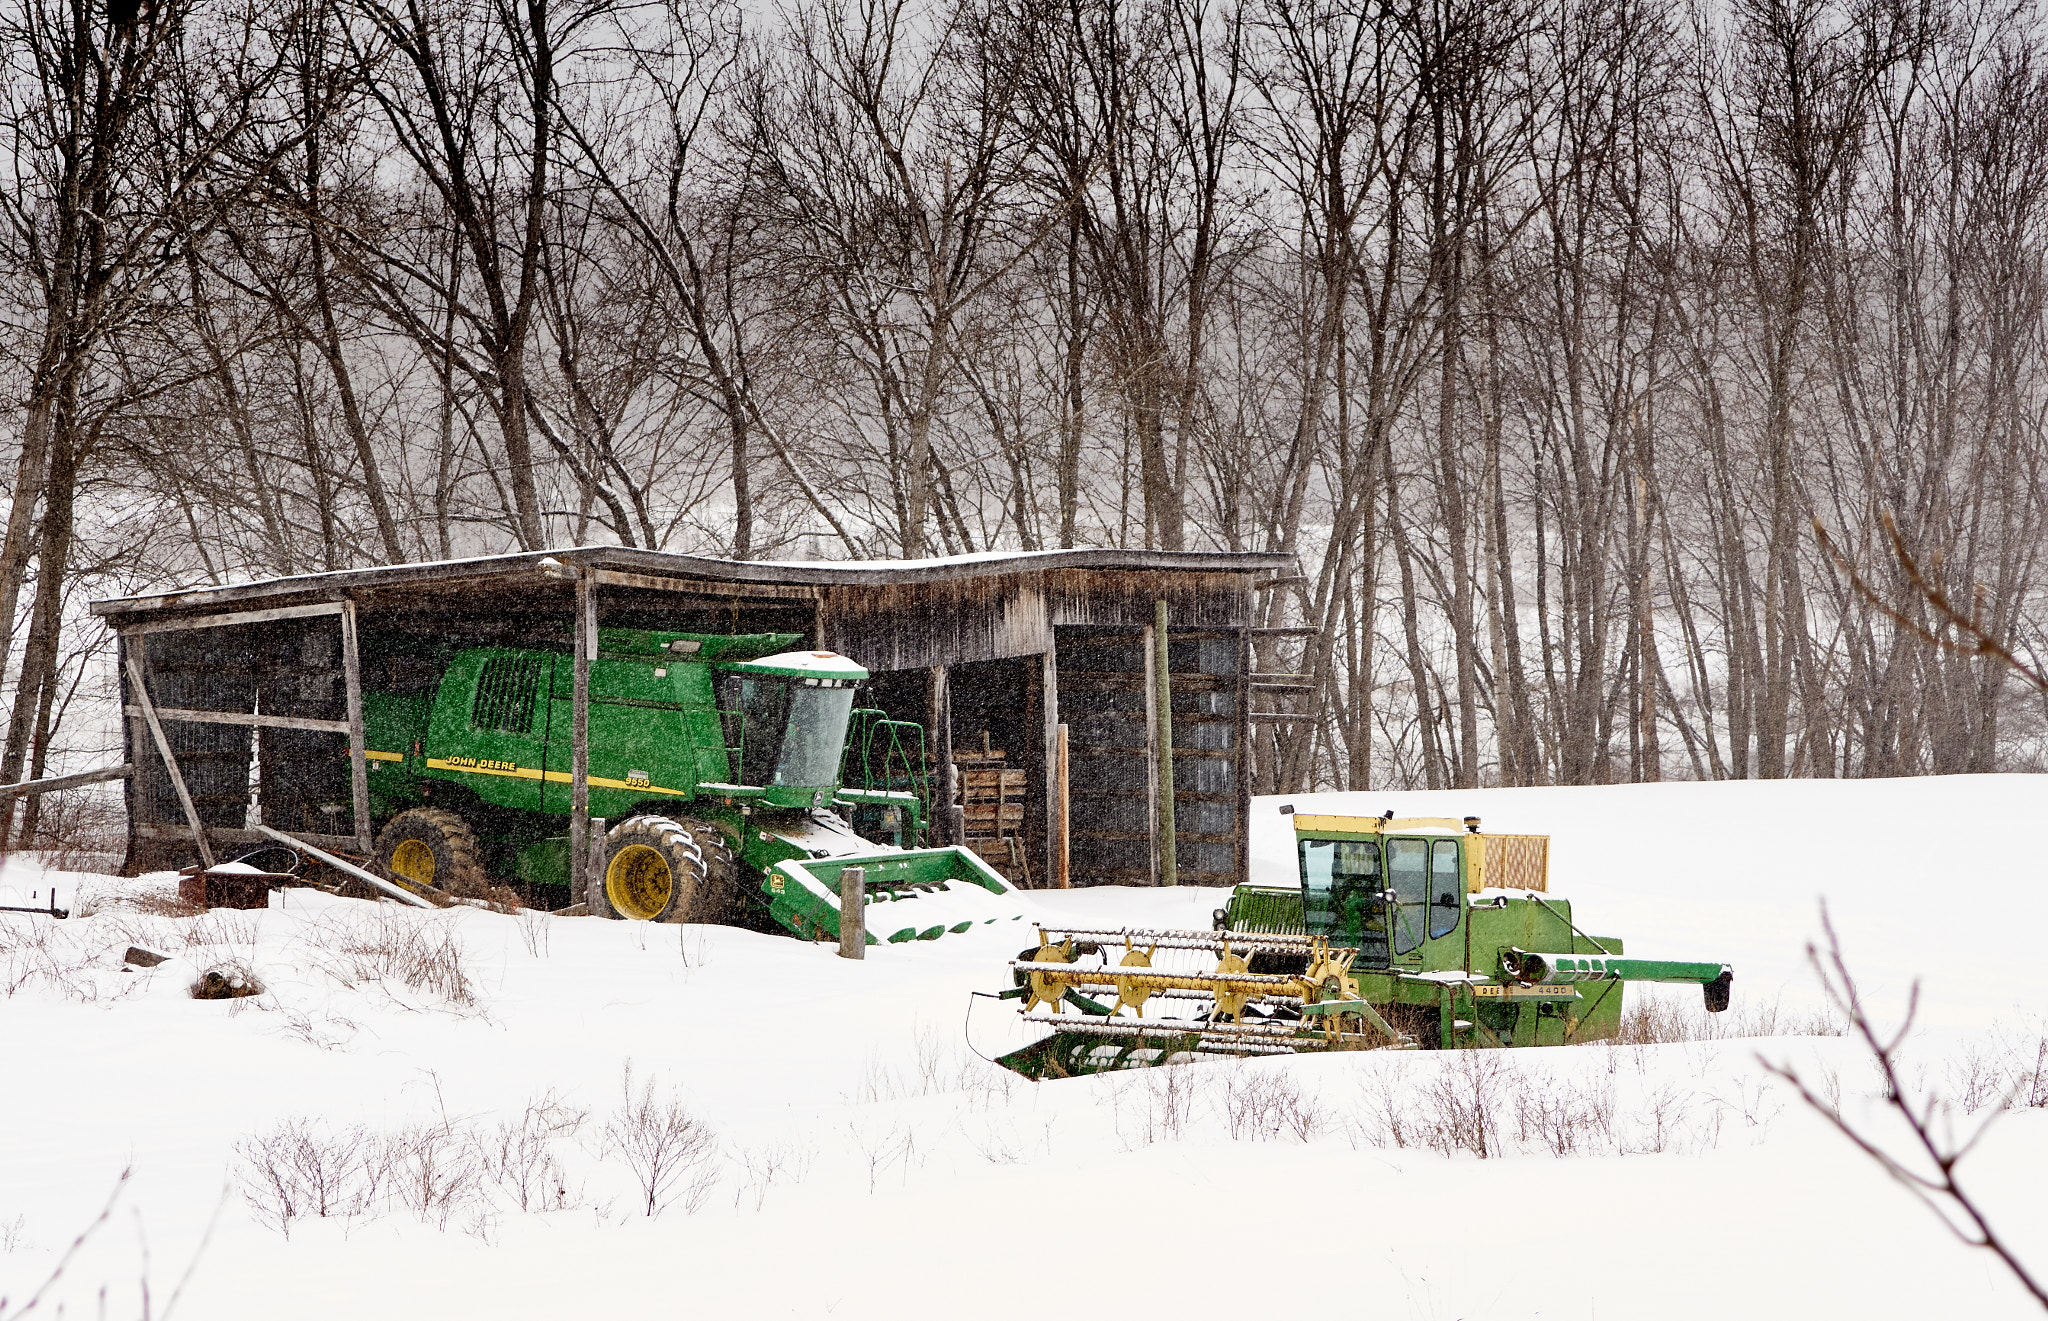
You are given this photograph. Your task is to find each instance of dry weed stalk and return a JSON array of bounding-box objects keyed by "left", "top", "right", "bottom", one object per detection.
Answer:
[
  {"left": 846, "top": 1121, "right": 920, "bottom": 1193},
  {"left": 732, "top": 1139, "right": 817, "bottom": 1211},
  {"left": 478, "top": 1093, "right": 589, "bottom": 1212},
  {"left": 604, "top": 1066, "right": 718, "bottom": 1216},
  {"left": 310, "top": 908, "right": 477, "bottom": 1009},
  {"left": 235, "top": 1088, "right": 629, "bottom": 1238},
  {"left": 1218, "top": 1067, "right": 1326, "bottom": 1141},
  {"left": 515, "top": 908, "right": 551, "bottom": 959}
]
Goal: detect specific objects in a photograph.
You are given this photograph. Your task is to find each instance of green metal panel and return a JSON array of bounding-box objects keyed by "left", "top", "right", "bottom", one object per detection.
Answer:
[
  {"left": 1224, "top": 885, "right": 1306, "bottom": 935},
  {"left": 540, "top": 654, "right": 727, "bottom": 817},
  {"left": 422, "top": 648, "right": 547, "bottom": 812},
  {"left": 362, "top": 691, "right": 428, "bottom": 812}
]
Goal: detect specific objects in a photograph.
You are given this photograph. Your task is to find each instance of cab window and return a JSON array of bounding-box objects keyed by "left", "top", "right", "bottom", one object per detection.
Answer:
[
  {"left": 1429, "top": 839, "right": 1462, "bottom": 938},
  {"left": 1386, "top": 838, "right": 1429, "bottom": 955},
  {"left": 1298, "top": 838, "right": 1387, "bottom": 967}
]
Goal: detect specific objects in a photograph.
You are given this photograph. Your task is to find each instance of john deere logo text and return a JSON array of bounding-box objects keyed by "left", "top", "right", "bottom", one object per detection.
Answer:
[{"left": 444, "top": 756, "right": 516, "bottom": 773}]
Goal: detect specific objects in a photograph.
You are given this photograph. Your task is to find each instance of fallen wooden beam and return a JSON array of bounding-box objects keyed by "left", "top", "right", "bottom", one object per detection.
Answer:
[
  {"left": 122, "top": 706, "right": 350, "bottom": 735},
  {"left": 0, "top": 763, "right": 132, "bottom": 801},
  {"left": 251, "top": 823, "right": 434, "bottom": 910}
]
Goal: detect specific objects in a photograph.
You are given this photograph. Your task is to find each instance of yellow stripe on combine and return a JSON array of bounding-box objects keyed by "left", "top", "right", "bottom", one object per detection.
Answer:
[
  {"left": 541, "top": 769, "right": 690, "bottom": 796},
  {"left": 424, "top": 757, "right": 688, "bottom": 796},
  {"left": 366, "top": 750, "right": 405, "bottom": 763}
]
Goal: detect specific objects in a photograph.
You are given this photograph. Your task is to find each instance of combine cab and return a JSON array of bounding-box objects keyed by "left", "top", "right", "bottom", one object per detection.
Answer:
[{"left": 990, "top": 810, "right": 1731, "bottom": 1079}]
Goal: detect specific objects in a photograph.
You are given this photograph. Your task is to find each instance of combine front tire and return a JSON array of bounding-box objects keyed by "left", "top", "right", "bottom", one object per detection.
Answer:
[
  {"left": 599, "top": 816, "right": 731, "bottom": 923},
  {"left": 375, "top": 808, "right": 485, "bottom": 898}
]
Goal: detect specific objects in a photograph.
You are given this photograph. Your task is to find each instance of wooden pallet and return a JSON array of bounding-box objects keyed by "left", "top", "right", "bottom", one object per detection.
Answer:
[{"left": 955, "top": 743, "right": 1032, "bottom": 886}]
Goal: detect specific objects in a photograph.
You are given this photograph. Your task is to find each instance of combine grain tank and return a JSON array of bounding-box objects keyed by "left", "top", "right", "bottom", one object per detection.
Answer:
[{"left": 989, "top": 810, "right": 1731, "bottom": 1078}]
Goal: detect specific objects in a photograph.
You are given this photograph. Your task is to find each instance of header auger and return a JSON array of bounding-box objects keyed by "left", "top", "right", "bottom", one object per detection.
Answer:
[{"left": 989, "top": 811, "right": 1734, "bottom": 1080}]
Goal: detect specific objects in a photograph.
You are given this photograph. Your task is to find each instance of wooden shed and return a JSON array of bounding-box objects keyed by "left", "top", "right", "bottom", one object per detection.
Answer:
[{"left": 89, "top": 547, "right": 1298, "bottom": 893}]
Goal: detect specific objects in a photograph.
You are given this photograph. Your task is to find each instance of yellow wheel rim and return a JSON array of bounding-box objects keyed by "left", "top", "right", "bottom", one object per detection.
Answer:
[
  {"left": 606, "top": 844, "right": 673, "bottom": 921},
  {"left": 390, "top": 838, "right": 436, "bottom": 888}
]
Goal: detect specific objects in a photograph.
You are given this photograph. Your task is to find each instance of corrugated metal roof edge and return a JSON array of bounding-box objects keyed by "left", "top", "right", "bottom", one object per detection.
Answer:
[{"left": 89, "top": 545, "right": 1298, "bottom": 619}]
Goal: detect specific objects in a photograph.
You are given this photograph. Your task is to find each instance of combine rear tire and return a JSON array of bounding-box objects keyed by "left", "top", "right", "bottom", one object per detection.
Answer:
[
  {"left": 599, "top": 816, "right": 732, "bottom": 923},
  {"left": 375, "top": 808, "right": 485, "bottom": 898}
]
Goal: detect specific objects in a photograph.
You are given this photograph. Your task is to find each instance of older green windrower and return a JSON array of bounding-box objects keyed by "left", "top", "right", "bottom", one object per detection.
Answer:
[{"left": 993, "top": 810, "right": 1733, "bottom": 1079}]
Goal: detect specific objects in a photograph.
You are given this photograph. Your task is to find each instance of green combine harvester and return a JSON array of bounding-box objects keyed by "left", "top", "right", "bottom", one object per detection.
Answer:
[
  {"left": 992, "top": 810, "right": 1732, "bottom": 1078},
  {"left": 355, "top": 628, "right": 1022, "bottom": 944}
]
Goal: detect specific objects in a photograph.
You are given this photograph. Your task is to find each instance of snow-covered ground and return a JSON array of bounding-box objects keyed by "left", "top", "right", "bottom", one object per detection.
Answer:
[{"left": 3, "top": 774, "right": 2044, "bottom": 1319}]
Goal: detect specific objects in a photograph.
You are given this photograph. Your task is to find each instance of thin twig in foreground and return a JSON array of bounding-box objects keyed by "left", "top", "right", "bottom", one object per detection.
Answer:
[{"left": 1761, "top": 906, "right": 2048, "bottom": 1310}]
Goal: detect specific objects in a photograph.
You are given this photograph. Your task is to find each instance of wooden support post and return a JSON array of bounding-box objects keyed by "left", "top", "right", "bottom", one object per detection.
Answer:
[
  {"left": 588, "top": 817, "right": 608, "bottom": 913},
  {"left": 121, "top": 635, "right": 149, "bottom": 868},
  {"left": 1055, "top": 723, "right": 1071, "bottom": 889},
  {"left": 1235, "top": 623, "right": 1253, "bottom": 886},
  {"left": 339, "top": 598, "right": 372, "bottom": 854},
  {"left": 123, "top": 652, "right": 215, "bottom": 869},
  {"left": 571, "top": 573, "right": 597, "bottom": 905},
  {"left": 1154, "top": 599, "right": 1177, "bottom": 888},
  {"left": 1143, "top": 621, "right": 1159, "bottom": 886},
  {"left": 927, "top": 665, "right": 954, "bottom": 845},
  {"left": 1040, "top": 648, "right": 1061, "bottom": 888},
  {"left": 838, "top": 865, "right": 866, "bottom": 959}
]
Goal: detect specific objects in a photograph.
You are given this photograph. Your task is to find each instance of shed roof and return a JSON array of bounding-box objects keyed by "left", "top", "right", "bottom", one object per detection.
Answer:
[{"left": 90, "top": 545, "right": 1296, "bottom": 624}]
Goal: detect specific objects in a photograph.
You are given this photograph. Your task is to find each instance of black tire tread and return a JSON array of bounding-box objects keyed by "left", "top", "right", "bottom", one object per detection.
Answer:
[
  {"left": 603, "top": 815, "right": 727, "bottom": 923},
  {"left": 374, "top": 807, "right": 486, "bottom": 901}
]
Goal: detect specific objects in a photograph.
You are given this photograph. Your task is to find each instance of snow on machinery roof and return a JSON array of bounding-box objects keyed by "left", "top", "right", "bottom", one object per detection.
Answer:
[{"left": 726, "top": 650, "right": 870, "bottom": 683}]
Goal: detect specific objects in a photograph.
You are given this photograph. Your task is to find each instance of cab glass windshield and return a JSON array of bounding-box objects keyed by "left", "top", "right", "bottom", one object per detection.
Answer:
[
  {"left": 776, "top": 683, "right": 858, "bottom": 788},
  {"left": 1298, "top": 838, "right": 1388, "bottom": 968},
  {"left": 719, "top": 676, "right": 857, "bottom": 789}
]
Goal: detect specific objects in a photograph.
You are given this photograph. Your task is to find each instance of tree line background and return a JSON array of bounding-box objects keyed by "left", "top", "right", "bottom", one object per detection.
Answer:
[{"left": 3, "top": 0, "right": 2046, "bottom": 853}]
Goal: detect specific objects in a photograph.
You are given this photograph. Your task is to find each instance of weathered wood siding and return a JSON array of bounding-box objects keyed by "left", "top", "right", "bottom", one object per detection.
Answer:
[
  {"left": 1055, "top": 625, "right": 1244, "bottom": 886},
  {"left": 815, "top": 577, "right": 1049, "bottom": 671},
  {"left": 813, "top": 568, "right": 1249, "bottom": 673},
  {"left": 1045, "top": 569, "right": 1249, "bottom": 630}
]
